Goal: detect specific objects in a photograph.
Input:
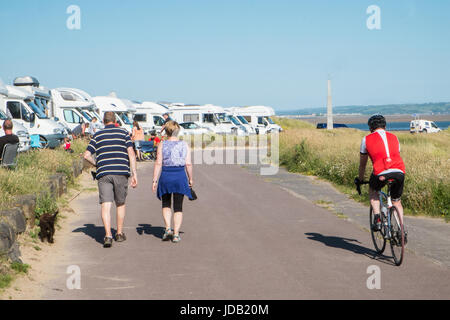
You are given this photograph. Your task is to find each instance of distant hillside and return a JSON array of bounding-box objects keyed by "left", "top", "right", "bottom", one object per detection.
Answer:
[{"left": 278, "top": 102, "right": 450, "bottom": 116}]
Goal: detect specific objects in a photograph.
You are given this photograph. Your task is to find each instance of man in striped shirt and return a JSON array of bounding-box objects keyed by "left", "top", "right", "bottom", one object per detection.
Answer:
[{"left": 84, "top": 112, "right": 138, "bottom": 248}]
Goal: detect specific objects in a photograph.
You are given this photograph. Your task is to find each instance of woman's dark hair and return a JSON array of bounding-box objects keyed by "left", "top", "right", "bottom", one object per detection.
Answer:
[
  {"left": 133, "top": 120, "right": 141, "bottom": 130},
  {"left": 368, "top": 114, "right": 386, "bottom": 131}
]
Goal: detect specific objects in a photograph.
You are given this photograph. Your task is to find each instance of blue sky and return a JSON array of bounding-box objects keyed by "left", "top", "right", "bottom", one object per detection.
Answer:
[{"left": 1, "top": 0, "right": 449, "bottom": 110}]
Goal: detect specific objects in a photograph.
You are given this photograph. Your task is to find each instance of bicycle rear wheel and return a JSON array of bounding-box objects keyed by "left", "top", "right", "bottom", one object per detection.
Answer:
[
  {"left": 370, "top": 206, "right": 386, "bottom": 254},
  {"left": 389, "top": 206, "right": 405, "bottom": 266}
]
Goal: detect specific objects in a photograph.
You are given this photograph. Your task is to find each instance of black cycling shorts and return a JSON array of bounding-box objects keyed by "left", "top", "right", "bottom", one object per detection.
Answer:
[{"left": 369, "top": 172, "right": 405, "bottom": 201}]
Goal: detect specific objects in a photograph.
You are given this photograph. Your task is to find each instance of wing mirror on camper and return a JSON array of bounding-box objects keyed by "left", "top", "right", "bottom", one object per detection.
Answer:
[{"left": 29, "top": 113, "right": 36, "bottom": 123}]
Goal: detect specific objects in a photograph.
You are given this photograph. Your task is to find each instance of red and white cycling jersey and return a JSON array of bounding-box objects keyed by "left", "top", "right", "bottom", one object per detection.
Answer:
[{"left": 360, "top": 129, "right": 405, "bottom": 176}]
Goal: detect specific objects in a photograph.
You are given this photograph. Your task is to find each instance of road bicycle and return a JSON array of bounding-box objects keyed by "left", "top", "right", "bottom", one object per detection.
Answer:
[{"left": 355, "top": 178, "right": 406, "bottom": 266}]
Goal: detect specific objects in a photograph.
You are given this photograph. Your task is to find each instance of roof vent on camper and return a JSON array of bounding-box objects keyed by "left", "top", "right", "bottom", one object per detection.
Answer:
[
  {"left": 60, "top": 91, "right": 77, "bottom": 101},
  {"left": 13, "top": 76, "right": 40, "bottom": 87}
]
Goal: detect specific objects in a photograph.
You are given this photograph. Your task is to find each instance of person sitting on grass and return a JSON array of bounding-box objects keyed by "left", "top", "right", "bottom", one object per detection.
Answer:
[
  {"left": 63, "top": 137, "right": 74, "bottom": 153},
  {"left": 149, "top": 132, "right": 161, "bottom": 146},
  {"left": 0, "top": 120, "right": 19, "bottom": 161}
]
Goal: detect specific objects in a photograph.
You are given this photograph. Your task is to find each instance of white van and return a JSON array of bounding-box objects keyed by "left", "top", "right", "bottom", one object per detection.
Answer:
[
  {"left": 410, "top": 120, "right": 441, "bottom": 133},
  {"left": 92, "top": 95, "right": 133, "bottom": 131},
  {"left": 225, "top": 107, "right": 256, "bottom": 134},
  {"left": 169, "top": 104, "right": 246, "bottom": 135},
  {"left": 50, "top": 88, "right": 101, "bottom": 131},
  {"left": 1, "top": 85, "right": 66, "bottom": 148},
  {"left": 133, "top": 101, "right": 167, "bottom": 134},
  {"left": 0, "top": 111, "right": 31, "bottom": 153},
  {"left": 234, "top": 106, "right": 282, "bottom": 134}
]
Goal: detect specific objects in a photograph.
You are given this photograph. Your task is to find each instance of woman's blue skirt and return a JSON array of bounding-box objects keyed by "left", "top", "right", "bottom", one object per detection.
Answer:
[{"left": 157, "top": 166, "right": 192, "bottom": 200}]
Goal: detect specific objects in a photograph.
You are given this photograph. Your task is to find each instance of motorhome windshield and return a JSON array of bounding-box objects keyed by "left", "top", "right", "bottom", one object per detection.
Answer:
[
  {"left": 80, "top": 110, "right": 92, "bottom": 121},
  {"left": 35, "top": 99, "right": 46, "bottom": 112},
  {"left": 154, "top": 116, "right": 164, "bottom": 126},
  {"left": 0, "top": 110, "right": 8, "bottom": 120},
  {"left": 265, "top": 117, "right": 275, "bottom": 124},
  {"left": 237, "top": 116, "right": 249, "bottom": 124},
  {"left": 27, "top": 101, "right": 48, "bottom": 119},
  {"left": 216, "top": 113, "right": 231, "bottom": 123},
  {"left": 117, "top": 112, "right": 132, "bottom": 125},
  {"left": 228, "top": 116, "right": 241, "bottom": 126}
]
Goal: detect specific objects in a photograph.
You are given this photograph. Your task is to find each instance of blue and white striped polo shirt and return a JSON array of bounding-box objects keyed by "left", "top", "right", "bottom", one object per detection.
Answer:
[{"left": 86, "top": 124, "right": 133, "bottom": 179}]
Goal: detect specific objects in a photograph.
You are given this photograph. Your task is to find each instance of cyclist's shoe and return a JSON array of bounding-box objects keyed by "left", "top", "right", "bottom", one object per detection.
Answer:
[{"left": 372, "top": 214, "right": 382, "bottom": 231}]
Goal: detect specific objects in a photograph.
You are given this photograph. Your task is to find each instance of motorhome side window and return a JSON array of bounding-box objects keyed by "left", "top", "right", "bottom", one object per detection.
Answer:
[
  {"left": 203, "top": 114, "right": 217, "bottom": 124},
  {"left": 243, "top": 116, "right": 251, "bottom": 122},
  {"left": 7, "top": 102, "right": 22, "bottom": 119},
  {"left": 258, "top": 117, "right": 264, "bottom": 124},
  {"left": 183, "top": 114, "right": 199, "bottom": 122},
  {"left": 134, "top": 114, "right": 146, "bottom": 122}
]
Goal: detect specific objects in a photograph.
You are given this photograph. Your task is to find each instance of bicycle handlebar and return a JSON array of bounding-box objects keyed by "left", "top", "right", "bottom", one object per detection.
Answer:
[{"left": 354, "top": 177, "right": 369, "bottom": 195}]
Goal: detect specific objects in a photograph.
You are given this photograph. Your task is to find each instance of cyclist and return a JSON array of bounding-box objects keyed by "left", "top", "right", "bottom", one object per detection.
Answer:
[{"left": 358, "top": 115, "right": 407, "bottom": 240}]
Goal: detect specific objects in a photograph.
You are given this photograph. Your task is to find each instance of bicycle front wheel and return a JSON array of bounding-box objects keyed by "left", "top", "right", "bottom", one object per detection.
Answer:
[
  {"left": 389, "top": 206, "right": 405, "bottom": 266},
  {"left": 370, "top": 206, "right": 386, "bottom": 254}
]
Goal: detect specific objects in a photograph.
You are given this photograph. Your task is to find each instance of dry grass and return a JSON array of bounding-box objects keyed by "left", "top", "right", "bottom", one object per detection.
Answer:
[
  {"left": 0, "top": 139, "right": 88, "bottom": 210},
  {"left": 279, "top": 119, "right": 450, "bottom": 219}
]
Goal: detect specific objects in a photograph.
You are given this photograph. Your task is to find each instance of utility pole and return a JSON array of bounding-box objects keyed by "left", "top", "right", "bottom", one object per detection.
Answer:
[{"left": 327, "top": 78, "right": 333, "bottom": 130}]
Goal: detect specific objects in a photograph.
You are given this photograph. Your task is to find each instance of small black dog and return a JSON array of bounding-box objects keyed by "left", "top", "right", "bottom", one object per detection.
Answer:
[{"left": 38, "top": 211, "right": 58, "bottom": 244}]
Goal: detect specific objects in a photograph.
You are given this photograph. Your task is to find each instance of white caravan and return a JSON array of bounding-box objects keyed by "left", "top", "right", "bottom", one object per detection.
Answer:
[
  {"left": 49, "top": 88, "right": 101, "bottom": 131},
  {"left": 169, "top": 104, "right": 246, "bottom": 135},
  {"left": 1, "top": 85, "right": 66, "bottom": 148},
  {"left": 234, "top": 106, "right": 282, "bottom": 134},
  {"left": 133, "top": 101, "right": 167, "bottom": 134},
  {"left": 0, "top": 83, "right": 31, "bottom": 152},
  {"left": 92, "top": 95, "right": 133, "bottom": 131},
  {"left": 410, "top": 119, "right": 441, "bottom": 133}
]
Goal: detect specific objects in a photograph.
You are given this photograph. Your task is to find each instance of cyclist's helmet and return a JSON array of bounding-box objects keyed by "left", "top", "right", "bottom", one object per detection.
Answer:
[{"left": 368, "top": 114, "right": 386, "bottom": 131}]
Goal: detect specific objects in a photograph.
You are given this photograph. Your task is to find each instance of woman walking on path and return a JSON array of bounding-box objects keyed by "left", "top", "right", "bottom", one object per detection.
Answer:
[
  {"left": 131, "top": 120, "right": 145, "bottom": 161},
  {"left": 152, "top": 120, "right": 193, "bottom": 243}
]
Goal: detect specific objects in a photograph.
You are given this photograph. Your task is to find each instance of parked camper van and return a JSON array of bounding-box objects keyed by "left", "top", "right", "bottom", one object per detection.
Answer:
[
  {"left": 225, "top": 107, "right": 256, "bottom": 134},
  {"left": 50, "top": 88, "right": 101, "bottom": 131},
  {"left": 1, "top": 84, "right": 66, "bottom": 148},
  {"left": 410, "top": 119, "right": 441, "bottom": 133},
  {"left": 92, "top": 95, "right": 133, "bottom": 131},
  {"left": 0, "top": 108, "right": 31, "bottom": 153},
  {"left": 169, "top": 104, "right": 246, "bottom": 135},
  {"left": 234, "top": 106, "right": 282, "bottom": 134},
  {"left": 133, "top": 101, "right": 167, "bottom": 134}
]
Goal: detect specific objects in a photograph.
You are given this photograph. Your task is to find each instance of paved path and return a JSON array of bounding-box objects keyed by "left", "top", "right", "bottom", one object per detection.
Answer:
[{"left": 42, "top": 162, "right": 450, "bottom": 299}]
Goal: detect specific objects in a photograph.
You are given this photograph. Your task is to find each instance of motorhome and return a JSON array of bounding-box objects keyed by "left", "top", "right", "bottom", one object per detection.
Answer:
[
  {"left": 120, "top": 98, "right": 137, "bottom": 127},
  {"left": 92, "top": 95, "right": 133, "bottom": 130},
  {"left": 225, "top": 107, "right": 256, "bottom": 134},
  {"left": 1, "top": 85, "right": 66, "bottom": 148},
  {"left": 0, "top": 83, "right": 31, "bottom": 152},
  {"left": 233, "top": 106, "right": 282, "bottom": 134},
  {"left": 49, "top": 88, "right": 101, "bottom": 131},
  {"left": 410, "top": 119, "right": 441, "bottom": 133},
  {"left": 169, "top": 104, "right": 246, "bottom": 135},
  {"left": 133, "top": 101, "right": 167, "bottom": 134}
]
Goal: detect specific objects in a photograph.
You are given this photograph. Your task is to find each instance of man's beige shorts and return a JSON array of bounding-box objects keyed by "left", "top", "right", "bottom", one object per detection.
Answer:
[{"left": 98, "top": 175, "right": 129, "bottom": 205}]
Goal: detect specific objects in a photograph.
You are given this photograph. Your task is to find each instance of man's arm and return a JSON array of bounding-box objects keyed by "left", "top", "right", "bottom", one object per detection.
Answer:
[
  {"left": 359, "top": 153, "right": 369, "bottom": 182},
  {"left": 83, "top": 150, "right": 96, "bottom": 167},
  {"left": 127, "top": 146, "right": 138, "bottom": 188}
]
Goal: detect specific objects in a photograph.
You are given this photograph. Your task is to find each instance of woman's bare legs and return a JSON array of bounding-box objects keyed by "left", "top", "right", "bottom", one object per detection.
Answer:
[
  {"left": 173, "top": 212, "right": 183, "bottom": 236},
  {"left": 162, "top": 207, "right": 172, "bottom": 231}
]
